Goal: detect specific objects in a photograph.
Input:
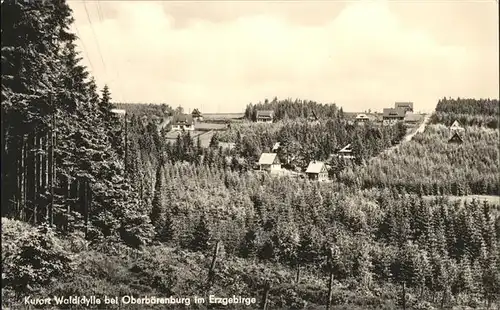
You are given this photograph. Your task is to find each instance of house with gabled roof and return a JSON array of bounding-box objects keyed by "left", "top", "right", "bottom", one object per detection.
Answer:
[
  {"left": 337, "top": 144, "right": 356, "bottom": 160},
  {"left": 171, "top": 114, "right": 195, "bottom": 131},
  {"left": 258, "top": 153, "right": 281, "bottom": 173},
  {"left": 383, "top": 108, "right": 406, "bottom": 125},
  {"left": 355, "top": 114, "right": 370, "bottom": 123},
  {"left": 448, "top": 132, "right": 463, "bottom": 144},
  {"left": 450, "top": 120, "right": 464, "bottom": 132},
  {"left": 395, "top": 102, "right": 414, "bottom": 112},
  {"left": 256, "top": 110, "right": 274, "bottom": 123},
  {"left": 305, "top": 161, "right": 328, "bottom": 181}
]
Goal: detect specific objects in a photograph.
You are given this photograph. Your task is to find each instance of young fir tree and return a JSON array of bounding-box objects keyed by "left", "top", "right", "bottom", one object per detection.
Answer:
[
  {"left": 190, "top": 214, "right": 211, "bottom": 252},
  {"left": 150, "top": 164, "right": 164, "bottom": 228}
]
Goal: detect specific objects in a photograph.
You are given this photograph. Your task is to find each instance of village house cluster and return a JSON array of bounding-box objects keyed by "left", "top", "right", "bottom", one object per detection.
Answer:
[
  {"left": 381, "top": 102, "right": 417, "bottom": 125},
  {"left": 257, "top": 143, "right": 354, "bottom": 182},
  {"left": 448, "top": 120, "right": 465, "bottom": 144},
  {"left": 252, "top": 102, "right": 422, "bottom": 182},
  {"left": 163, "top": 101, "right": 463, "bottom": 183}
]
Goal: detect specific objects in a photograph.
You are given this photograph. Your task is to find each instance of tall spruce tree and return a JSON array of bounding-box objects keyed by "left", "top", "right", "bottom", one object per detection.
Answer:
[{"left": 1, "top": 0, "right": 154, "bottom": 246}]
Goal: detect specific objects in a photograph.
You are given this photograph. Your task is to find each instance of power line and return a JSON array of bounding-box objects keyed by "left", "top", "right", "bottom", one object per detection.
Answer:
[
  {"left": 92, "top": 1, "right": 126, "bottom": 103},
  {"left": 95, "top": 0, "right": 104, "bottom": 23},
  {"left": 83, "top": 0, "right": 108, "bottom": 82},
  {"left": 74, "top": 23, "right": 95, "bottom": 74},
  {"left": 82, "top": 0, "right": 125, "bottom": 102}
]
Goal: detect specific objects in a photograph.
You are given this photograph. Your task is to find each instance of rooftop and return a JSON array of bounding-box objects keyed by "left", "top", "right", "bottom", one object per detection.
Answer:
[
  {"left": 395, "top": 102, "right": 413, "bottom": 107},
  {"left": 383, "top": 108, "right": 406, "bottom": 118},
  {"left": 110, "top": 108, "right": 126, "bottom": 115},
  {"left": 257, "top": 110, "right": 274, "bottom": 118},
  {"left": 356, "top": 114, "right": 369, "bottom": 119},
  {"left": 450, "top": 120, "right": 464, "bottom": 130},
  {"left": 338, "top": 144, "right": 353, "bottom": 153},
  {"left": 172, "top": 114, "right": 194, "bottom": 124},
  {"left": 258, "top": 153, "right": 279, "bottom": 165},
  {"left": 404, "top": 112, "right": 422, "bottom": 122},
  {"left": 306, "top": 161, "right": 326, "bottom": 174}
]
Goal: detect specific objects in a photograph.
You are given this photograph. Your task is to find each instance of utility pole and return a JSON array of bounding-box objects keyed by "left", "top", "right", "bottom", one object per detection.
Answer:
[{"left": 50, "top": 93, "right": 55, "bottom": 227}]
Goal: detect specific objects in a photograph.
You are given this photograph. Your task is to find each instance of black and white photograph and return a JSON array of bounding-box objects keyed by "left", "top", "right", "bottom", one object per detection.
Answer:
[{"left": 1, "top": 0, "right": 499, "bottom": 309}]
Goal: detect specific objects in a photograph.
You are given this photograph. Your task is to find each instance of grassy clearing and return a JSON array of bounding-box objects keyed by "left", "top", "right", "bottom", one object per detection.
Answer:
[
  {"left": 203, "top": 113, "right": 245, "bottom": 120},
  {"left": 194, "top": 122, "right": 229, "bottom": 131}
]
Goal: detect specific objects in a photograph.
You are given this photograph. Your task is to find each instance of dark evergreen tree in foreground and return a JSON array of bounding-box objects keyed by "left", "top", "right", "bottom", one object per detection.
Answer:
[{"left": 1, "top": 0, "right": 153, "bottom": 245}]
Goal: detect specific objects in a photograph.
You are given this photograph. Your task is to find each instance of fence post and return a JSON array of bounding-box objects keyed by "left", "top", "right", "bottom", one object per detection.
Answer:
[
  {"left": 261, "top": 280, "right": 271, "bottom": 310},
  {"left": 295, "top": 263, "right": 301, "bottom": 284},
  {"left": 326, "top": 247, "right": 335, "bottom": 310},
  {"left": 207, "top": 240, "right": 220, "bottom": 289}
]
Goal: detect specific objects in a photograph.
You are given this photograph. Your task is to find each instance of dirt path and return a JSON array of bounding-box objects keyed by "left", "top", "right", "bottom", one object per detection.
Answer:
[
  {"left": 370, "top": 114, "right": 431, "bottom": 161},
  {"left": 404, "top": 113, "right": 431, "bottom": 142}
]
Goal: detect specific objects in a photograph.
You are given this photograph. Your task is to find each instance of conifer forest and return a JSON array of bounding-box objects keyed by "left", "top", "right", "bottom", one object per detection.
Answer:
[{"left": 1, "top": 1, "right": 499, "bottom": 309}]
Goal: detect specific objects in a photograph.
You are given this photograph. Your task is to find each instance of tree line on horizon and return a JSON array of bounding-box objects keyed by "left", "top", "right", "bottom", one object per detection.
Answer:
[{"left": 244, "top": 97, "right": 340, "bottom": 121}]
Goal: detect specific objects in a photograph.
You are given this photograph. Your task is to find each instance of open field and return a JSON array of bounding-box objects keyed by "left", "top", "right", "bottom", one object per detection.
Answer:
[
  {"left": 203, "top": 113, "right": 245, "bottom": 120},
  {"left": 194, "top": 122, "right": 229, "bottom": 131},
  {"left": 197, "top": 131, "right": 214, "bottom": 148}
]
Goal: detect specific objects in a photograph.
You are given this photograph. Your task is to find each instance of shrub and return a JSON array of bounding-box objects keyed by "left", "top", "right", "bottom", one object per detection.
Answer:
[{"left": 3, "top": 224, "right": 73, "bottom": 294}]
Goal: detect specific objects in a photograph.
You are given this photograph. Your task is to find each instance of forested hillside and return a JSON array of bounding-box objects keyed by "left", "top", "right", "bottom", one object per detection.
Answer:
[
  {"left": 344, "top": 98, "right": 500, "bottom": 196},
  {"left": 2, "top": 1, "right": 499, "bottom": 309},
  {"left": 114, "top": 102, "right": 175, "bottom": 119},
  {"left": 431, "top": 97, "right": 499, "bottom": 129},
  {"left": 341, "top": 125, "right": 499, "bottom": 195}
]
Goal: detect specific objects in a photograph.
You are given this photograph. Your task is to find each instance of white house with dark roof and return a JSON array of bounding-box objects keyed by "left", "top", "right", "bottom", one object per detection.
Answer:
[
  {"left": 383, "top": 108, "right": 406, "bottom": 125},
  {"left": 258, "top": 153, "right": 281, "bottom": 173},
  {"left": 355, "top": 114, "right": 370, "bottom": 123},
  {"left": 450, "top": 120, "right": 465, "bottom": 132},
  {"left": 305, "top": 161, "right": 328, "bottom": 181},
  {"left": 171, "top": 114, "right": 195, "bottom": 131},
  {"left": 256, "top": 110, "right": 274, "bottom": 123}
]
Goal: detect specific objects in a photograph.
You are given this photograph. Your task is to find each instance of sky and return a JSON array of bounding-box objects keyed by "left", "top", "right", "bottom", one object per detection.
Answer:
[{"left": 69, "top": 0, "right": 499, "bottom": 113}]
